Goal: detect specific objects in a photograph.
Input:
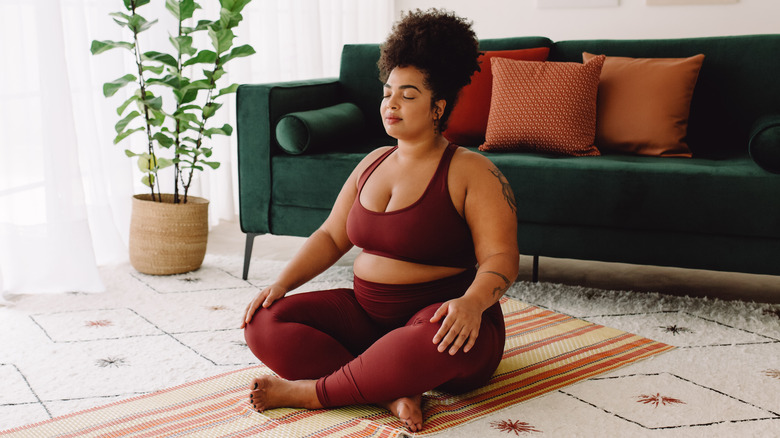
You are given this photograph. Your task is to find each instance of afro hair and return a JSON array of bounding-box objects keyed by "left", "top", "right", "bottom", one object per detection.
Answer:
[{"left": 378, "top": 9, "right": 481, "bottom": 132}]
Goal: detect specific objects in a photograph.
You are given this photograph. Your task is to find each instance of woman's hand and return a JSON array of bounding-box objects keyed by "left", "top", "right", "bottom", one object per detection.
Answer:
[
  {"left": 430, "top": 296, "right": 484, "bottom": 355},
  {"left": 241, "top": 284, "right": 287, "bottom": 328}
]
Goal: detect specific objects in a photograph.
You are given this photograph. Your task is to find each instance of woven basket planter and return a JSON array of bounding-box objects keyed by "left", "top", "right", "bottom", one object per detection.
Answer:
[{"left": 129, "top": 194, "right": 209, "bottom": 275}]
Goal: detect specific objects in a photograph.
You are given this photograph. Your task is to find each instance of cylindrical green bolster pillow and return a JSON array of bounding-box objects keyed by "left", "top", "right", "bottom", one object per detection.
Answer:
[
  {"left": 275, "top": 102, "right": 365, "bottom": 155},
  {"left": 749, "top": 114, "right": 780, "bottom": 174}
]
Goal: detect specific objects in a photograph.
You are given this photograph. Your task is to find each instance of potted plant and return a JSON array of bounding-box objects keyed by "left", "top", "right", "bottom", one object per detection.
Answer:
[{"left": 91, "top": 0, "right": 255, "bottom": 275}]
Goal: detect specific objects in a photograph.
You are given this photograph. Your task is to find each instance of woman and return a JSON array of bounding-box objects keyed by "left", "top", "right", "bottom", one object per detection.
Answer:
[{"left": 241, "top": 9, "right": 519, "bottom": 432}]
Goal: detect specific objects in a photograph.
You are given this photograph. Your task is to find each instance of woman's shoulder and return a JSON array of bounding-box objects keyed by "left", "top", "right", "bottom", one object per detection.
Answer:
[
  {"left": 365, "top": 145, "right": 396, "bottom": 160},
  {"left": 350, "top": 145, "right": 396, "bottom": 184},
  {"left": 451, "top": 145, "right": 495, "bottom": 173},
  {"left": 357, "top": 145, "right": 395, "bottom": 168}
]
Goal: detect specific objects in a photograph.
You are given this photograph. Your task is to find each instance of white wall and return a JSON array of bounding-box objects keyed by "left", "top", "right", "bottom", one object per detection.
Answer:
[{"left": 394, "top": 0, "right": 779, "bottom": 41}]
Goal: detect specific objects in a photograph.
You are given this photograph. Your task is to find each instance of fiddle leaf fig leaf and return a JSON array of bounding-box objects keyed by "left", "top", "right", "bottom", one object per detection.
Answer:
[
  {"left": 128, "top": 14, "right": 157, "bottom": 34},
  {"left": 143, "top": 95, "right": 163, "bottom": 111},
  {"left": 90, "top": 40, "right": 134, "bottom": 55},
  {"left": 109, "top": 12, "right": 132, "bottom": 27},
  {"left": 153, "top": 132, "right": 175, "bottom": 147},
  {"left": 114, "top": 127, "right": 144, "bottom": 144},
  {"left": 147, "top": 74, "right": 182, "bottom": 89},
  {"left": 141, "top": 173, "right": 155, "bottom": 188},
  {"left": 204, "top": 67, "right": 225, "bottom": 83},
  {"left": 124, "top": 149, "right": 138, "bottom": 157},
  {"left": 149, "top": 109, "right": 166, "bottom": 127},
  {"left": 202, "top": 161, "right": 220, "bottom": 170},
  {"left": 184, "top": 79, "right": 213, "bottom": 92},
  {"left": 174, "top": 88, "right": 199, "bottom": 104},
  {"left": 220, "top": 0, "right": 251, "bottom": 15},
  {"left": 219, "top": 7, "right": 242, "bottom": 29},
  {"left": 103, "top": 74, "right": 137, "bottom": 97},
  {"left": 143, "top": 65, "right": 165, "bottom": 75},
  {"left": 137, "top": 153, "right": 157, "bottom": 172},
  {"left": 156, "top": 157, "right": 174, "bottom": 169},
  {"left": 175, "top": 112, "right": 199, "bottom": 124},
  {"left": 182, "top": 50, "right": 216, "bottom": 67},
  {"left": 203, "top": 123, "right": 232, "bottom": 138},
  {"left": 215, "top": 83, "right": 239, "bottom": 98},
  {"left": 202, "top": 102, "right": 222, "bottom": 119},
  {"left": 208, "top": 27, "right": 234, "bottom": 54},
  {"left": 142, "top": 51, "right": 178, "bottom": 67},
  {"left": 183, "top": 19, "right": 213, "bottom": 34},
  {"left": 222, "top": 44, "right": 255, "bottom": 63},
  {"left": 170, "top": 35, "right": 197, "bottom": 57},
  {"left": 117, "top": 94, "right": 140, "bottom": 116},
  {"left": 115, "top": 110, "right": 140, "bottom": 133},
  {"left": 166, "top": 0, "right": 199, "bottom": 20}
]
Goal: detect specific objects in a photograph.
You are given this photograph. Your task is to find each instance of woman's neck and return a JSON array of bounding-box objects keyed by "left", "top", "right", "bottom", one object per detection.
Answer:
[{"left": 395, "top": 135, "right": 449, "bottom": 161}]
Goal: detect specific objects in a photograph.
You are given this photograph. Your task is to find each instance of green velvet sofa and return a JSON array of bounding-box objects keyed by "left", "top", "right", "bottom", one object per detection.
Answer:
[{"left": 236, "top": 34, "right": 780, "bottom": 281}]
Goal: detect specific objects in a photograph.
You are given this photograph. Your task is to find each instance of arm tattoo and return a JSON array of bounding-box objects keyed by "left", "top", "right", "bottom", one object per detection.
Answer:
[
  {"left": 489, "top": 167, "right": 517, "bottom": 215},
  {"left": 482, "top": 271, "right": 512, "bottom": 299}
]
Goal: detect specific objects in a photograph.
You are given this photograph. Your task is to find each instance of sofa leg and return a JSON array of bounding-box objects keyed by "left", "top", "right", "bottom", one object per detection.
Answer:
[
  {"left": 243, "top": 233, "right": 260, "bottom": 280},
  {"left": 532, "top": 255, "right": 539, "bottom": 283}
]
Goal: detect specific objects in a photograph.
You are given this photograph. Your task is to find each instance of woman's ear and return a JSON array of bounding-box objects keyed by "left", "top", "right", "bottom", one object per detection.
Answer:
[{"left": 434, "top": 99, "right": 447, "bottom": 118}]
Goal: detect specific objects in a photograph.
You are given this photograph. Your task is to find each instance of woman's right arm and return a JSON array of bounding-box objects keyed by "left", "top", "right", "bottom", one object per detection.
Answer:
[{"left": 241, "top": 147, "right": 390, "bottom": 327}]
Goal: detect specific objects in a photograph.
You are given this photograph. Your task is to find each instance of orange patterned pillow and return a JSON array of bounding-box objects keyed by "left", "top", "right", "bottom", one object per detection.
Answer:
[
  {"left": 480, "top": 55, "right": 605, "bottom": 156},
  {"left": 583, "top": 52, "right": 704, "bottom": 157}
]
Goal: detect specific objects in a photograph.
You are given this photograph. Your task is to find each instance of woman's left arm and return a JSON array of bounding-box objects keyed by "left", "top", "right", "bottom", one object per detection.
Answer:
[{"left": 430, "top": 151, "right": 519, "bottom": 355}]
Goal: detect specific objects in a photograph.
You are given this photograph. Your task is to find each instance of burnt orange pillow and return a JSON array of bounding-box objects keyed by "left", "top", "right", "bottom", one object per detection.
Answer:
[
  {"left": 583, "top": 52, "right": 705, "bottom": 157},
  {"left": 444, "top": 47, "right": 550, "bottom": 147},
  {"left": 480, "top": 55, "right": 605, "bottom": 156}
]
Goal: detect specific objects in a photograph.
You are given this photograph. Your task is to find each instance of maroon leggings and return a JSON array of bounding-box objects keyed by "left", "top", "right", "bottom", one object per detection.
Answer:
[{"left": 243, "top": 268, "right": 505, "bottom": 407}]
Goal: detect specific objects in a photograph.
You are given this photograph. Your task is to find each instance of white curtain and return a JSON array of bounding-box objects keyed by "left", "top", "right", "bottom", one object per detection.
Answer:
[{"left": 0, "top": 0, "right": 394, "bottom": 298}]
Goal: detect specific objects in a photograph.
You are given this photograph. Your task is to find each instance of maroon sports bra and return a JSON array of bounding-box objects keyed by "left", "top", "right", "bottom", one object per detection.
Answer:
[{"left": 346, "top": 143, "right": 477, "bottom": 269}]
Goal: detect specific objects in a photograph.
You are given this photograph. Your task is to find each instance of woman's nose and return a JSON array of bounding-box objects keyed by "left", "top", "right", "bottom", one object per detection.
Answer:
[{"left": 387, "top": 97, "right": 399, "bottom": 110}]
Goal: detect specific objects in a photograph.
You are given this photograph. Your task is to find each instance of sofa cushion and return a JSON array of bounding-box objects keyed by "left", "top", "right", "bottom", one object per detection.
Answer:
[
  {"left": 749, "top": 114, "right": 780, "bottom": 174},
  {"left": 582, "top": 52, "right": 704, "bottom": 157},
  {"left": 444, "top": 47, "right": 550, "bottom": 147},
  {"left": 486, "top": 151, "right": 780, "bottom": 239},
  {"left": 551, "top": 35, "right": 780, "bottom": 157},
  {"left": 275, "top": 103, "right": 365, "bottom": 155},
  {"left": 480, "top": 55, "right": 604, "bottom": 156}
]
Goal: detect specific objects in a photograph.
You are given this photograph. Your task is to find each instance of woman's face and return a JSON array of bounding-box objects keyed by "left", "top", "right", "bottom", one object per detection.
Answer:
[{"left": 380, "top": 66, "right": 445, "bottom": 141}]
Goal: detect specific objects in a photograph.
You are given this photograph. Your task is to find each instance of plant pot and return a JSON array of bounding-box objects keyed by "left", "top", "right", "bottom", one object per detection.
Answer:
[{"left": 129, "top": 194, "right": 209, "bottom": 275}]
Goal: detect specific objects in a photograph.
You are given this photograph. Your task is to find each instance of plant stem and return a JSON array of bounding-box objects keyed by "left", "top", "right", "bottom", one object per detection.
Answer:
[
  {"left": 182, "top": 55, "right": 221, "bottom": 204},
  {"left": 131, "top": 0, "right": 160, "bottom": 202},
  {"left": 173, "top": 4, "right": 183, "bottom": 205}
]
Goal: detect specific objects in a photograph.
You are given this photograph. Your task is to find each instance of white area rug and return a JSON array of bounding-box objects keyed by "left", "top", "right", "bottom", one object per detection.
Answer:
[{"left": 1, "top": 253, "right": 779, "bottom": 437}]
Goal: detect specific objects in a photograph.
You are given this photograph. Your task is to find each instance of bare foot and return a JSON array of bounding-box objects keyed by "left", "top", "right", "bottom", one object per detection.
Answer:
[
  {"left": 381, "top": 394, "right": 424, "bottom": 432},
  {"left": 249, "top": 375, "right": 323, "bottom": 412}
]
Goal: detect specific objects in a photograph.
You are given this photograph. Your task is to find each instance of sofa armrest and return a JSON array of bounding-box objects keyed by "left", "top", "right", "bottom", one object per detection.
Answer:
[
  {"left": 749, "top": 114, "right": 780, "bottom": 174},
  {"left": 236, "top": 78, "right": 341, "bottom": 234}
]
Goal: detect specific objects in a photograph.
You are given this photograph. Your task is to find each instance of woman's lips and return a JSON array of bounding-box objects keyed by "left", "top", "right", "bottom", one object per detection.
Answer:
[{"left": 384, "top": 115, "right": 402, "bottom": 125}]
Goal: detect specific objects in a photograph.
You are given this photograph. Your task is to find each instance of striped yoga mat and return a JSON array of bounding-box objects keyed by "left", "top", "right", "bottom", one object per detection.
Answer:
[{"left": 2, "top": 298, "right": 673, "bottom": 437}]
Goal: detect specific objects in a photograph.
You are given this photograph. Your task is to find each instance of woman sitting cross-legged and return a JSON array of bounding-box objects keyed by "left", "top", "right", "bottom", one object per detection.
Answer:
[{"left": 240, "top": 8, "right": 519, "bottom": 432}]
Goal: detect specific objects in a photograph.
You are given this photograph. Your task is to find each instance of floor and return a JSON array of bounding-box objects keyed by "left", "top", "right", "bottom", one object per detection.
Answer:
[{"left": 210, "top": 220, "right": 780, "bottom": 304}]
